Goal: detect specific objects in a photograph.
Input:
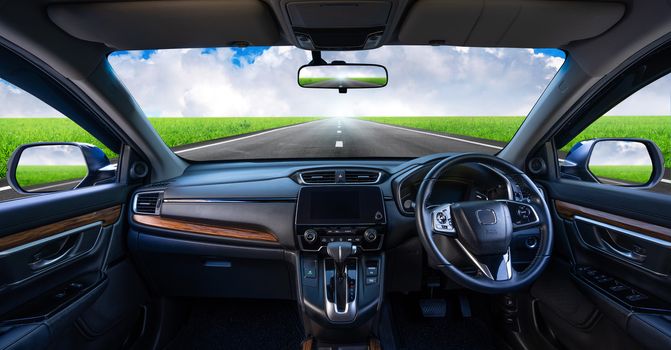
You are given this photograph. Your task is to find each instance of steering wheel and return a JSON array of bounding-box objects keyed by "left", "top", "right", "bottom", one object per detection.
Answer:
[{"left": 415, "top": 154, "right": 553, "bottom": 293}]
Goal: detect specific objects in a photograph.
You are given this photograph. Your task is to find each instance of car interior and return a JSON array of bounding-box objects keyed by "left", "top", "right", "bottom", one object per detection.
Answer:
[{"left": 1, "top": 0, "right": 670, "bottom": 349}]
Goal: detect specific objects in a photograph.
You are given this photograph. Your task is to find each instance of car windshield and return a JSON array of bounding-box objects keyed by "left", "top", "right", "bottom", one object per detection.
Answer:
[{"left": 108, "top": 46, "right": 565, "bottom": 161}]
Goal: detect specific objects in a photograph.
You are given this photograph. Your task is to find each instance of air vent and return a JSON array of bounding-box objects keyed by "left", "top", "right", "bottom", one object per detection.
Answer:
[
  {"left": 133, "top": 191, "right": 162, "bottom": 215},
  {"left": 300, "top": 170, "right": 337, "bottom": 184},
  {"left": 345, "top": 170, "right": 380, "bottom": 183}
]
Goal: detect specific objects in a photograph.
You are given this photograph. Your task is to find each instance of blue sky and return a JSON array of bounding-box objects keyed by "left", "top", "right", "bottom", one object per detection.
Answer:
[{"left": 111, "top": 47, "right": 566, "bottom": 68}]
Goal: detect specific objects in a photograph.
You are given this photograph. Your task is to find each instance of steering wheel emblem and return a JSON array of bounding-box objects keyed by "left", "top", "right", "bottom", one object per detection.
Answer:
[{"left": 476, "top": 209, "right": 497, "bottom": 225}]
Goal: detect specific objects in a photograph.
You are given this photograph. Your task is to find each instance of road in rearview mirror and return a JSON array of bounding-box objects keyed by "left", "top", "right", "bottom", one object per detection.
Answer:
[{"left": 298, "top": 64, "right": 387, "bottom": 89}]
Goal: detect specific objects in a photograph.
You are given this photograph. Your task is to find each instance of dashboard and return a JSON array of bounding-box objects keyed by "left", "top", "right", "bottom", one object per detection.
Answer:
[{"left": 126, "top": 153, "right": 541, "bottom": 299}]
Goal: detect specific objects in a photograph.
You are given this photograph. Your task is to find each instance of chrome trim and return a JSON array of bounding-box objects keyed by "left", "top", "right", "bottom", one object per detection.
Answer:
[
  {"left": 344, "top": 171, "right": 382, "bottom": 184},
  {"left": 574, "top": 216, "right": 671, "bottom": 248},
  {"left": 297, "top": 169, "right": 382, "bottom": 185},
  {"left": 132, "top": 191, "right": 163, "bottom": 215},
  {"left": 432, "top": 204, "right": 455, "bottom": 234},
  {"left": 0, "top": 222, "right": 102, "bottom": 257},
  {"left": 455, "top": 239, "right": 512, "bottom": 280},
  {"left": 323, "top": 259, "right": 358, "bottom": 322},
  {"left": 162, "top": 198, "right": 295, "bottom": 204}
]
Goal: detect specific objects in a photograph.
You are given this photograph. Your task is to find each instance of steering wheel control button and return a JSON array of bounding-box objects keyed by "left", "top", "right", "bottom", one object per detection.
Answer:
[
  {"left": 432, "top": 205, "right": 456, "bottom": 233},
  {"left": 436, "top": 212, "right": 447, "bottom": 224},
  {"left": 507, "top": 202, "right": 539, "bottom": 227}
]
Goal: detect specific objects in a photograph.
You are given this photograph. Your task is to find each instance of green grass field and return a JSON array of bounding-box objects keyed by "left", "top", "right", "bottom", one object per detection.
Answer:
[
  {"left": 15, "top": 165, "right": 88, "bottom": 188},
  {"left": 0, "top": 117, "right": 317, "bottom": 179},
  {"left": 1, "top": 116, "right": 668, "bottom": 184},
  {"left": 588, "top": 165, "right": 653, "bottom": 184},
  {"left": 361, "top": 116, "right": 671, "bottom": 168},
  {"left": 148, "top": 117, "right": 318, "bottom": 148},
  {"left": 299, "top": 77, "right": 386, "bottom": 86}
]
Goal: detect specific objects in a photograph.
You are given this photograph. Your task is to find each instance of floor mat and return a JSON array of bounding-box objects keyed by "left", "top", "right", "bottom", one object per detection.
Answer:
[
  {"left": 165, "top": 299, "right": 305, "bottom": 350},
  {"left": 390, "top": 294, "right": 497, "bottom": 350}
]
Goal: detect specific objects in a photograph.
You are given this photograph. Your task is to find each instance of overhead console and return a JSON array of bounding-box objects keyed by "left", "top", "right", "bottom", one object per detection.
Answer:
[{"left": 280, "top": 0, "right": 408, "bottom": 50}]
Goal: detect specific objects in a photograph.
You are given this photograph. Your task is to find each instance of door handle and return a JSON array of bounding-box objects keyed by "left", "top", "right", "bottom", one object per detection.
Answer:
[
  {"left": 29, "top": 235, "right": 79, "bottom": 270},
  {"left": 598, "top": 230, "right": 647, "bottom": 263},
  {"left": 29, "top": 244, "right": 76, "bottom": 270}
]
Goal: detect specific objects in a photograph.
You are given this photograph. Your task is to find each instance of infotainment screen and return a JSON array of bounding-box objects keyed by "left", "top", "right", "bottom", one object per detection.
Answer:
[{"left": 296, "top": 186, "right": 385, "bottom": 225}]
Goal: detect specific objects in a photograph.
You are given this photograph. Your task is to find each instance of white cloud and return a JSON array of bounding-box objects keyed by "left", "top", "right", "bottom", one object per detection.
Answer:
[
  {"left": 107, "top": 46, "right": 567, "bottom": 117},
  {"left": 19, "top": 144, "right": 86, "bottom": 166},
  {"left": 0, "top": 81, "right": 64, "bottom": 117},
  {"left": 606, "top": 75, "right": 671, "bottom": 116},
  {"left": 589, "top": 140, "right": 652, "bottom": 166},
  {"left": 2, "top": 46, "right": 669, "bottom": 118}
]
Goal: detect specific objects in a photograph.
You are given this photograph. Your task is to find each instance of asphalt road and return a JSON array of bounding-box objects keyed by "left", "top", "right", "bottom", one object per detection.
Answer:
[
  {"left": 174, "top": 118, "right": 501, "bottom": 160},
  {"left": 1, "top": 118, "right": 669, "bottom": 201}
]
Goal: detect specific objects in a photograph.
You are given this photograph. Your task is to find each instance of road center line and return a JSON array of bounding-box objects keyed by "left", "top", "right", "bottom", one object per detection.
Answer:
[
  {"left": 0, "top": 186, "right": 11, "bottom": 191},
  {"left": 335, "top": 141, "right": 344, "bottom": 148},
  {"left": 175, "top": 121, "right": 318, "bottom": 154},
  {"left": 337, "top": 130, "right": 342, "bottom": 134}
]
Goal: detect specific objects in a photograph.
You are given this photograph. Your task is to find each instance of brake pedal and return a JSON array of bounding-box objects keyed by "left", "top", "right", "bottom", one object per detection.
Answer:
[{"left": 419, "top": 298, "right": 447, "bottom": 318}]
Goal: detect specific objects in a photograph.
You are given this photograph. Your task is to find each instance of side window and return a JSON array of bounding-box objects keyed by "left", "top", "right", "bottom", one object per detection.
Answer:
[
  {"left": 0, "top": 79, "right": 117, "bottom": 202},
  {"left": 557, "top": 73, "right": 670, "bottom": 195}
]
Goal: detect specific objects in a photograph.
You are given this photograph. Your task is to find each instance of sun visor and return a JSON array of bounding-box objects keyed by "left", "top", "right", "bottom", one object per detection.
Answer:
[
  {"left": 48, "top": 0, "right": 280, "bottom": 50},
  {"left": 398, "top": 0, "right": 625, "bottom": 47}
]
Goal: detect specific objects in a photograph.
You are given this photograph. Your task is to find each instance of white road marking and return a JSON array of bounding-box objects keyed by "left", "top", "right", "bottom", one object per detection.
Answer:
[
  {"left": 0, "top": 180, "right": 82, "bottom": 193},
  {"left": 662, "top": 179, "right": 671, "bottom": 184},
  {"left": 337, "top": 130, "right": 342, "bottom": 134},
  {"left": 175, "top": 121, "right": 316, "bottom": 154},
  {"left": 361, "top": 119, "right": 502, "bottom": 150},
  {"left": 335, "top": 141, "right": 344, "bottom": 148},
  {"left": 31, "top": 180, "right": 81, "bottom": 191}
]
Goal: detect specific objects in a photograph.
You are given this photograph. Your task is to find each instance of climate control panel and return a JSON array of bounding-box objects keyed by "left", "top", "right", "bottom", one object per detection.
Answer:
[{"left": 296, "top": 225, "right": 385, "bottom": 251}]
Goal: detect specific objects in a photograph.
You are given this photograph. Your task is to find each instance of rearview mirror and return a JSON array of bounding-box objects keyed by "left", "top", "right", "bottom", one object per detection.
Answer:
[
  {"left": 7, "top": 143, "right": 113, "bottom": 194},
  {"left": 298, "top": 63, "right": 388, "bottom": 92},
  {"left": 560, "top": 138, "right": 665, "bottom": 188}
]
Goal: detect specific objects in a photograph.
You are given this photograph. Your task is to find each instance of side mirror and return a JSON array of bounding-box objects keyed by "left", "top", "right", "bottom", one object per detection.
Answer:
[
  {"left": 560, "top": 138, "right": 665, "bottom": 188},
  {"left": 7, "top": 142, "right": 113, "bottom": 194}
]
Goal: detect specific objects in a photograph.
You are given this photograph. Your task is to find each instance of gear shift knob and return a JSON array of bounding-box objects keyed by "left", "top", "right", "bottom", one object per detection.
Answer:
[
  {"left": 326, "top": 241, "right": 355, "bottom": 263},
  {"left": 326, "top": 241, "right": 357, "bottom": 279}
]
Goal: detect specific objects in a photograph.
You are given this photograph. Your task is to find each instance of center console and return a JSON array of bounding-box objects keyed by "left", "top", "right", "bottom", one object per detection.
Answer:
[{"left": 296, "top": 186, "right": 386, "bottom": 343}]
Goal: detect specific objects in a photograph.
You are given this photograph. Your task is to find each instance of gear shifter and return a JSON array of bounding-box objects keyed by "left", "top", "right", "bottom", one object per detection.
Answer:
[{"left": 326, "top": 242, "right": 357, "bottom": 311}]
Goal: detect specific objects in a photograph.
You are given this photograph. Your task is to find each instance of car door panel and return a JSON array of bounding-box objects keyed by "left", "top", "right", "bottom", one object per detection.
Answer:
[
  {"left": 531, "top": 179, "right": 671, "bottom": 349},
  {"left": 0, "top": 183, "right": 144, "bottom": 350}
]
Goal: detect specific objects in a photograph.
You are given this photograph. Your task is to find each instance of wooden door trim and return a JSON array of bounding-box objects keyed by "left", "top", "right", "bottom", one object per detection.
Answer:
[
  {"left": 0, "top": 205, "right": 121, "bottom": 251},
  {"left": 555, "top": 200, "right": 671, "bottom": 243}
]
